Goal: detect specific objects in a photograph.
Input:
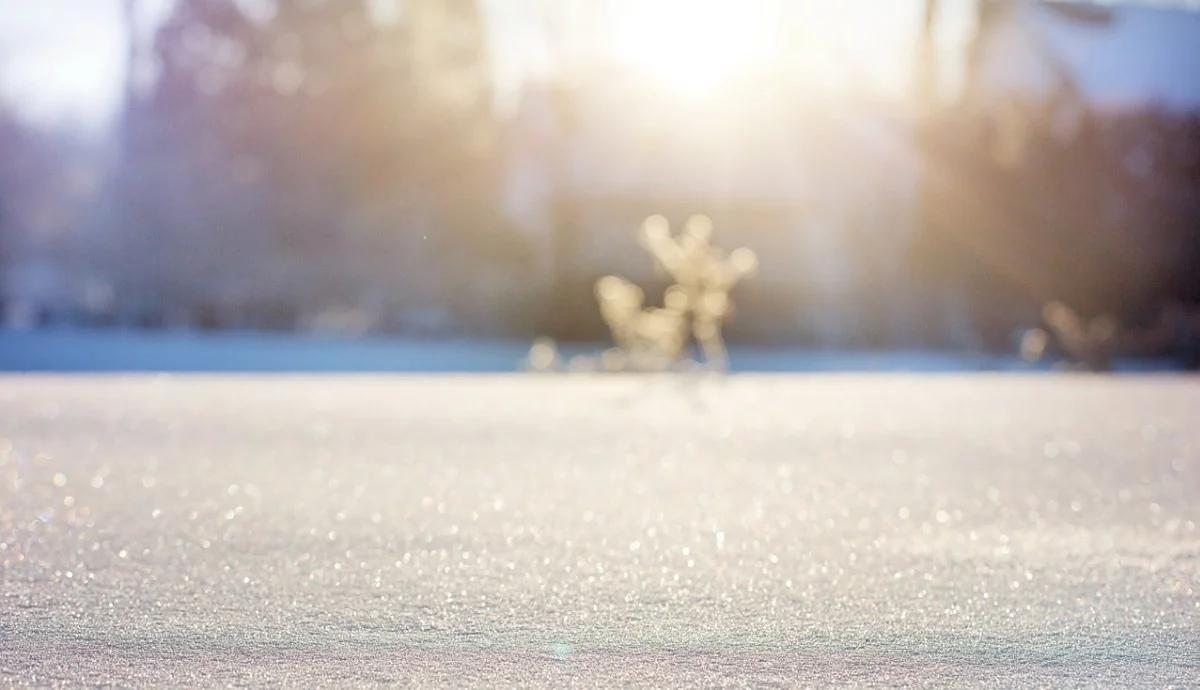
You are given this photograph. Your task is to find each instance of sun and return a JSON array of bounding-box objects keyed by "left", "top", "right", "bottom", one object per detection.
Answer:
[{"left": 611, "top": 1, "right": 778, "bottom": 98}]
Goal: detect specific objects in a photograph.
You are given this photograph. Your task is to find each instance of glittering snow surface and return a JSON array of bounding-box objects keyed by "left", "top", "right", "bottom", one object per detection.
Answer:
[{"left": 1, "top": 375, "right": 1197, "bottom": 687}]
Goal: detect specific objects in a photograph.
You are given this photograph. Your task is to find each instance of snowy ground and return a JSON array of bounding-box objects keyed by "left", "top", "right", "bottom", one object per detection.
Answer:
[
  {"left": 1, "top": 328, "right": 1185, "bottom": 373},
  {"left": 1, "top": 374, "right": 1197, "bottom": 686},
  {"left": 0, "top": 328, "right": 1038, "bottom": 373}
]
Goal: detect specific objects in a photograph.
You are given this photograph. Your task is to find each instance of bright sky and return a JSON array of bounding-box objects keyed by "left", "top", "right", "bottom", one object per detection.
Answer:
[
  {"left": 0, "top": 0, "right": 124, "bottom": 127},
  {"left": 488, "top": 0, "right": 931, "bottom": 105},
  {"left": 0, "top": 0, "right": 175, "bottom": 128},
  {"left": 0, "top": 0, "right": 934, "bottom": 129}
]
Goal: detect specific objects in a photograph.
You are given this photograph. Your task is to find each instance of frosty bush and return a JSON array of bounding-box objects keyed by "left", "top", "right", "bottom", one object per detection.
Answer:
[
  {"left": 595, "top": 214, "right": 757, "bottom": 371},
  {"left": 1021, "top": 300, "right": 1200, "bottom": 371},
  {"left": 1022, "top": 301, "right": 1119, "bottom": 371},
  {"left": 526, "top": 215, "right": 756, "bottom": 372},
  {"left": 594, "top": 275, "right": 688, "bottom": 371}
]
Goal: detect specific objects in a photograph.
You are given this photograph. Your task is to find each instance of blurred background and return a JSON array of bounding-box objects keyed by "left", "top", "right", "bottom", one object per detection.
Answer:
[{"left": 1, "top": 0, "right": 1199, "bottom": 369}]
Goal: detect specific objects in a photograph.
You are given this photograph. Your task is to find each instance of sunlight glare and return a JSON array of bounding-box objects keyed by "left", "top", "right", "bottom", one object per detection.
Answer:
[{"left": 611, "top": 0, "right": 779, "bottom": 97}]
